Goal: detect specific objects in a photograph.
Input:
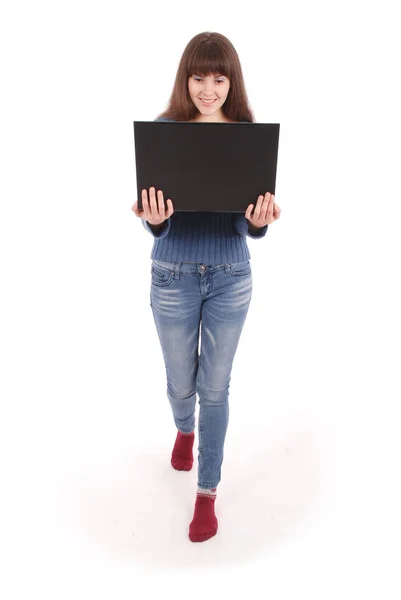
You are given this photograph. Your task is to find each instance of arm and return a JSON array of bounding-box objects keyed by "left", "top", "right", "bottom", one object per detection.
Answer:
[{"left": 137, "top": 117, "right": 175, "bottom": 237}]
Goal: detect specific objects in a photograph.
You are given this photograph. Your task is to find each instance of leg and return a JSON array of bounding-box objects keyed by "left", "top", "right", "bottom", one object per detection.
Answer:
[
  {"left": 150, "top": 261, "right": 201, "bottom": 433},
  {"left": 189, "top": 261, "right": 252, "bottom": 542},
  {"left": 196, "top": 262, "right": 253, "bottom": 489}
]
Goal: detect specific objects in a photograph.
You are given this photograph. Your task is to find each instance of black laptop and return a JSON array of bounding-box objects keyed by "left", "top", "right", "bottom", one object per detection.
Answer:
[{"left": 133, "top": 120, "right": 280, "bottom": 212}]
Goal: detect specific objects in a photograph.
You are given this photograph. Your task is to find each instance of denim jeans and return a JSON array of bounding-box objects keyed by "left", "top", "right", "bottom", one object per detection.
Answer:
[{"left": 150, "top": 259, "right": 252, "bottom": 489}]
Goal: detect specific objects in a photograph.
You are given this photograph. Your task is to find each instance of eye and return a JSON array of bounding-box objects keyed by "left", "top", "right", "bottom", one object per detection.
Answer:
[{"left": 193, "top": 76, "right": 225, "bottom": 83}]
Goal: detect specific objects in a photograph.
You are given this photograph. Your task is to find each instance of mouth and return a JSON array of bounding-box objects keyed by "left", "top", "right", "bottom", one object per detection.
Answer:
[{"left": 200, "top": 98, "right": 217, "bottom": 105}]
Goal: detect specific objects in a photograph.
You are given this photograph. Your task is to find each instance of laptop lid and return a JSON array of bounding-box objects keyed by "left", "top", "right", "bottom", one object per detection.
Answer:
[{"left": 134, "top": 121, "right": 280, "bottom": 212}]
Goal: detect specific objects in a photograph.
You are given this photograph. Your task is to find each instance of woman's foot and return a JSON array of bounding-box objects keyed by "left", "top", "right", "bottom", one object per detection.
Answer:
[
  {"left": 171, "top": 430, "right": 195, "bottom": 471},
  {"left": 189, "top": 488, "right": 218, "bottom": 542}
]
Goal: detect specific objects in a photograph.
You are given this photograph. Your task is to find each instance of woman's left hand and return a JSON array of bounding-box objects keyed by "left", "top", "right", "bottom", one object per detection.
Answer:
[{"left": 245, "top": 192, "right": 281, "bottom": 228}]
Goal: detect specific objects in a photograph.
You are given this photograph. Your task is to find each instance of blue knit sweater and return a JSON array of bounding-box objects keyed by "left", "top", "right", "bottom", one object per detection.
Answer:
[{"left": 141, "top": 117, "right": 268, "bottom": 263}]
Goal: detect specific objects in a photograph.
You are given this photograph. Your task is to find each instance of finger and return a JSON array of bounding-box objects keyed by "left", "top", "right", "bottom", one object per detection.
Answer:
[
  {"left": 270, "top": 194, "right": 275, "bottom": 209},
  {"left": 142, "top": 189, "right": 151, "bottom": 220},
  {"left": 131, "top": 201, "right": 138, "bottom": 212},
  {"left": 157, "top": 189, "right": 165, "bottom": 216},
  {"left": 245, "top": 204, "right": 254, "bottom": 220},
  {"left": 250, "top": 193, "right": 270, "bottom": 226},
  {"left": 259, "top": 196, "right": 270, "bottom": 222},
  {"left": 273, "top": 204, "right": 281, "bottom": 219},
  {"left": 266, "top": 192, "right": 274, "bottom": 214},
  {"left": 253, "top": 195, "right": 264, "bottom": 220},
  {"left": 148, "top": 186, "right": 159, "bottom": 218}
]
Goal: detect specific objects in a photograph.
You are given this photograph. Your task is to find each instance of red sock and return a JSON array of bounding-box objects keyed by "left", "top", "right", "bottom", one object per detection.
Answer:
[
  {"left": 171, "top": 430, "right": 195, "bottom": 471},
  {"left": 189, "top": 489, "right": 218, "bottom": 542}
]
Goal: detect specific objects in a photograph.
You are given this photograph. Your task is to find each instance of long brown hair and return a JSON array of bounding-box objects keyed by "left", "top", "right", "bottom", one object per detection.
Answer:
[{"left": 156, "top": 32, "right": 255, "bottom": 123}]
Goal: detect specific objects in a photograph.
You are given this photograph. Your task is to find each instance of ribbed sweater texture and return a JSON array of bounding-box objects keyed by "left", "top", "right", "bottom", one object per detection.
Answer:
[{"left": 140, "top": 117, "right": 268, "bottom": 264}]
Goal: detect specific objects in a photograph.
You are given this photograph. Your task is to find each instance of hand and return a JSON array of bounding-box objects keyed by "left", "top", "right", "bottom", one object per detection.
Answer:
[
  {"left": 245, "top": 192, "right": 281, "bottom": 228},
  {"left": 131, "top": 187, "right": 174, "bottom": 225}
]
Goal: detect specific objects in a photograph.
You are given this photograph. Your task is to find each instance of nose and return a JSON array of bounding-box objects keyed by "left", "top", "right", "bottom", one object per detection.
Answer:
[{"left": 203, "top": 83, "right": 215, "bottom": 96}]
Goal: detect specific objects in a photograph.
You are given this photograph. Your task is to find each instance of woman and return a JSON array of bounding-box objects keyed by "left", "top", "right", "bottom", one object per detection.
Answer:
[{"left": 132, "top": 31, "right": 281, "bottom": 542}]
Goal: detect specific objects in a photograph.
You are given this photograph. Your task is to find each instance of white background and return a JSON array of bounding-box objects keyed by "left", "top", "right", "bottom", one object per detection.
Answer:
[{"left": 1, "top": 0, "right": 400, "bottom": 597}]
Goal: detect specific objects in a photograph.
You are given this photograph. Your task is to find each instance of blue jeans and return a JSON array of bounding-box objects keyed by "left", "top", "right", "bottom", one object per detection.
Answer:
[{"left": 150, "top": 259, "right": 253, "bottom": 489}]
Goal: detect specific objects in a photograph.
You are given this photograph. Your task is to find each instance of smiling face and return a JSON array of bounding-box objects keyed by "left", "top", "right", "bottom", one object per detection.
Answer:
[{"left": 188, "top": 72, "right": 231, "bottom": 122}]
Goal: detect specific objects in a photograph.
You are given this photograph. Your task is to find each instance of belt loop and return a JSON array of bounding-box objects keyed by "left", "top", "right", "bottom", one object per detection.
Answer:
[{"left": 174, "top": 262, "right": 181, "bottom": 280}]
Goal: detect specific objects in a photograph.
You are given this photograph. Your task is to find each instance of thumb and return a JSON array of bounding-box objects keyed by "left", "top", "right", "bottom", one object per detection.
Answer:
[{"left": 131, "top": 201, "right": 141, "bottom": 217}]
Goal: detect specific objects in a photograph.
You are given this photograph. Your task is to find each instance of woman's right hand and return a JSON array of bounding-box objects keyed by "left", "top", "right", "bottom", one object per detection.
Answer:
[{"left": 131, "top": 187, "right": 174, "bottom": 226}]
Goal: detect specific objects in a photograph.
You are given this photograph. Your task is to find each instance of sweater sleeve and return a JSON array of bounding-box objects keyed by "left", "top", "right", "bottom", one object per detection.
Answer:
[
  {"left": 141, "top": 218, "right": 171, "bottom": 238},
  {"left": 233, "top": 213, "right": 268, "bottom": 238}
]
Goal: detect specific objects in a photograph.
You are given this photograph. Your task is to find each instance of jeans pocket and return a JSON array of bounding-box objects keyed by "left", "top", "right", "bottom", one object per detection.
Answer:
[
  {"left": 229, "top": 260, "right": 251, "bottom": 277},
  {"left": 151, "top": 262, "right": 175, "bottom": 287}
]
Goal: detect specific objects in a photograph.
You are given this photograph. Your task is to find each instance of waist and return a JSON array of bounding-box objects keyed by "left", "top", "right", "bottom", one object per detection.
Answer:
[{"left": 152, "top": 259, "right": 250, "bottom": 275}]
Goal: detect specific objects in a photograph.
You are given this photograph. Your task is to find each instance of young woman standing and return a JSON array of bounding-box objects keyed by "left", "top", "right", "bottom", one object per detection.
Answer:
[{"left": 132, "top": 31, "right": 281, "bottom": 542}]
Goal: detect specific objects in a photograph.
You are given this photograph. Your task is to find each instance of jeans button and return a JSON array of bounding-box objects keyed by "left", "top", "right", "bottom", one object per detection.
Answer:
[{"left": 200, "top": 265, "right": 206, "bottom": 272}]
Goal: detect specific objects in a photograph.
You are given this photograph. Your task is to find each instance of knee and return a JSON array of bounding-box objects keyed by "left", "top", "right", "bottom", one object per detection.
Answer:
[
  {"left": 167, "top": 379, "right": 196, "bottom": 400},
  {"left": 197, "top": 379, "right": 230, "bottom": 405}
]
